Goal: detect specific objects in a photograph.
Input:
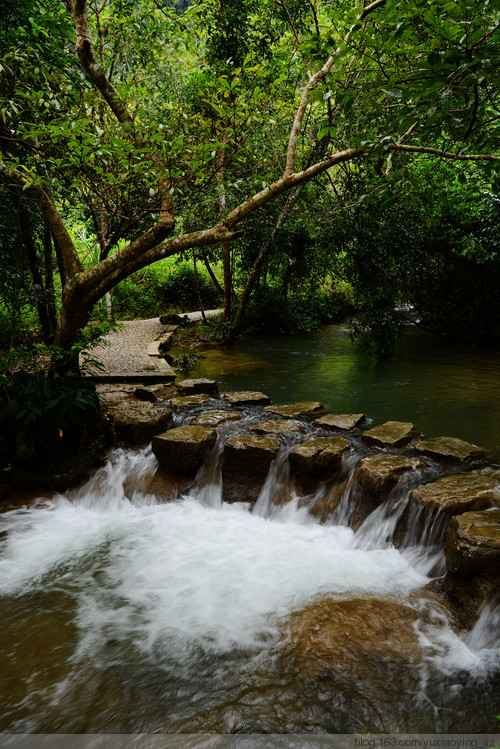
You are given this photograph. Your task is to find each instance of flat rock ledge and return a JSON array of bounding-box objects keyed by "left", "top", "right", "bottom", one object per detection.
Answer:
[
  {"left": 415, "top": 437, "right": 485, "bottom": 464},
  {"left": 409, "top": 468, "right": 500, "bottom": 515},
  {"left": 249, "top": 419, "right": 305, "bottom": 437},
  {"left": 355, "top": 454, "right": 426, "bottom": 498},
  {"left": 169, "top": 394, "right": 210, "bottom": 407},
  {"left": 192, "top": 410, "right": 242, "bottom": 428},
  {"left": 109, "top": 402, "right": 173, "bottom": 445},
  {"left": 314, "top": 413, "right": 366, "bottom": 431},
  {"left": 222, "top": 434, "right": 280, "bottom": 505},
  {"left": 362, "top": 420, "right": 421, "bottom": 449},
  {"left": 288, "top": 436, "right": 349, "bottom": 494},
  {"left": 176, "top": 378, "right": 219, "bottom": 396},
  {"left": 264, "top": 402, "right": 327, "bottom": 419},
  {"left": 223, "top": 391, "right": 271, "bottom": 406},
  {"left": 152, "top": 425, "right": 216, "bottom": 476}
]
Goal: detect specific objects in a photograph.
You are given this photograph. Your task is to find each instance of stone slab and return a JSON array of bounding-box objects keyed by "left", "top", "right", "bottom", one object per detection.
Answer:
[
  {"left": 355, "top": 454, "right": 426, "bottom": 497},
  {"left": 445, "top": 509, "right": 500, "bottom": 577},
  {"left": 169, "top": 394, "right": 210, "bottom": 407},
  {"left": 264, "top": 402, "right": 327, "bottom": 418},
  {"left": 249, "top": 419, "right": 305, "bottom": 437},
  {"left": 177, "top": 378, "right": 219, "bottom": 396},
  {"left": 222, "top": 434, "right": 280, "bottom": 505},
  {"left": 410, "top": 468, "right": 500, "bottom": 514},
  {"left": 362, "top": 421, "right": 421, "bottom": 449},
  {"left": 152, "top": 425, "right": 216, "bottom": 475},
  {"left": 223, "top": 391, "right": 271, "bottom": 406},
  {"left": 192, "top": 410, "right": 242, "bottom": 427},
  {"left": 109, "top": 402, "right": 173, "bottom": 445},
  {"left": 416, "top": 437, "right": 485, "bottom": 464},
  {"left": 288, "top": 436, "right": 349, "bottom": 493},
  {"left": 315, "top": 413, "right": 366, "bottom": 431}
]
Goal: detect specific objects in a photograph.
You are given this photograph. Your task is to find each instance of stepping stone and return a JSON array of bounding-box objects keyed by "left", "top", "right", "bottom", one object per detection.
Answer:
[
  {"left": 192, "top": 410, "right": 242, "bottom": 427},
  {"left": 249, "top": 419, "right": 305, "bottom": 437},
  {"left": 355, "top": 454, "right": 425, "bottom": 498},
  {"left": 315, "top": 413, "right": 366, "bottom": 431},
  {"left": 222, "top": 435, "right": 280, "bottom": 505},
  {"left": 110, "top": 402, "right": 173, "bottom": 445},
  {"left": 133, "top": 387, "right": 157, "bottom": 403},
  {"left": 289, "top": 436, "right": 349, "bottom": 493},
  {"left": 223, "top": 391, "right": 271, "bottom": 406},
  {"left": 169, "top": 394, "right": 210, "bottom": 407},
  {"left": 152, "top": 425, "right": 216, "bottom": 476},
  {"left": 362, "top": 421, "right": 421, "bottom": 449},
  {"left": 177, "top": 378, "right": 219, "bottom": 396},
  {"left": 415, "top": 437, "right": 484, "bottom": 464},
  {"left": 410, "top": 468, "right": 500, "bottom": 514},
  {"left": 445, "top": 509, "right": 500, "bottom": 577},
  {"left": 264, "top": 401, "right": 327, "bottom": 418}
]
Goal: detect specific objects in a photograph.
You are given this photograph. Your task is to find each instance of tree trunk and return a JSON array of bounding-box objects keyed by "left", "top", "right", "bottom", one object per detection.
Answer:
[{"left": 231, "top": 183, "right": 305, "bottom": 338}]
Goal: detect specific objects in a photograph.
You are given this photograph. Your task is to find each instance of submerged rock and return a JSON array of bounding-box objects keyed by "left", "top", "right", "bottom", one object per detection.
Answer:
[
  {"left": 192, "top": 410, "right": 242, "bottom": 427},
  {"left": 288, "top": 436, "right": 349, "bottom": 494},
  {"left": 355, "top": 454, "right": 426, "bottom": 499},
  {"left": 362, "top": 421, "right": 421, "bottom": 449},
  {"left": 415, "top": 437, "right": 484, "bottom": 464},
  {"left": 314, "top": 413, "right": 366, "bottom": 431},
  {"left": 222, "top": 434, "right": 280, "bottom": 505},
  {"left": 176, "top": 378, "right": 219, "bottom": 396},
  {"left": 152, "top": 425, "right": 216, "bottom": 476},
  {"left": 110, "top": 402, "right": 173, "bottom": 445},
  {"left": 280, "top": 596, "right": 421, "bottom": 689},
  {"left": 264, "top": 402, "right": 327, "bottom": 418},
  {"left": 223, "top": 391, "right": 271, "bottom": 406},
  {"left": 409, "top": 468, "right": 500, "bottom": 514},
  {"left": 169, "top": 394, "right": 210, "bottom": 407},
  {"left": 249, "top": 419, "right": 305, "bottom": 437}
]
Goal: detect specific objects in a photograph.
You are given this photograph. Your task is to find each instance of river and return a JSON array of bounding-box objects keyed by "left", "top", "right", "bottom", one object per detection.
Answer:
[{"left": 0, "top": 324, "right": 499, "bottom": 738}]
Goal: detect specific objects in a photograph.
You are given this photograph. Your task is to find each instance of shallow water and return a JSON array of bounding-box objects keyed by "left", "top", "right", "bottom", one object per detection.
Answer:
[{"left": 188, "top": 324, "right": 500, "bottom": 462}]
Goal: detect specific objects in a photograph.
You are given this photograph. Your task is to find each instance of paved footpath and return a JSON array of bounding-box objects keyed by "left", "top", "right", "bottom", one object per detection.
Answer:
[
  {"left": 84, "top": 318, "right": 172, "bottom": 380},
  {"left": 83, "top": 310, "right": 221, "bottom": 382}
]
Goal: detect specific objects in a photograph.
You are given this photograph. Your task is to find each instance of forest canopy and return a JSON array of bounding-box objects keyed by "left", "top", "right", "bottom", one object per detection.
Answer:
[{"left": 0, "top": 0, "right": 499, "bottom": 365}]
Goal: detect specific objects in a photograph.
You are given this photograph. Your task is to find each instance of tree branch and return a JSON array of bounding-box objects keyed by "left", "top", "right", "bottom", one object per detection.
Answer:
[{"left": 388, "top": 144, "right": 500, "bottom": 161}]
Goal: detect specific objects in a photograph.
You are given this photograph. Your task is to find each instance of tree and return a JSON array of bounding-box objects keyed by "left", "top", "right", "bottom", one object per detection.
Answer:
[{"left": 1, "top": 0, "right": 498, "bottom": 369}]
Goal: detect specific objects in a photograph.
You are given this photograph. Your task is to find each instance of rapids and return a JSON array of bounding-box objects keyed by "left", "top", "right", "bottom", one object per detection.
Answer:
[{"left": 1, "top": 421, "right": 499, "bottom": 734}]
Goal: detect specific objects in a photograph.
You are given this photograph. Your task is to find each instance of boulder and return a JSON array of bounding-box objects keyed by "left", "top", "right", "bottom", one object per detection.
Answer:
[
  {"left": 355, "top": 454, "right": 426, "bottom": 498},
  {"left": 288, "top": 436, "right": 349, "bottom": 494},
  {"left": 192, "top": 410, "right": 242, "bottom": 428},
  {"left": 409, "top": 468, "right": 500, "bottom": 515},
  {"left": 142, "top": 468, "right": 190, "bottom": 500},
  {"left": 444, "top": 509, "right": 500, "bottom": 578},
  {"left": 176, "top": 378, "right": 219, "bottom": 396},
  {"left": 222, "top": 434, "right": 280, "bottom": 504},
  {"left": 264, "top": 401, "right": 327, "bottom": 418},
  {"left": 110, "top": 402, "right": 173, "bottom": 445},
  {"left": 314, "top": 413, "right": 366, "bottom": 431},
  {"left": 443, "top": 510, "right": 500, "bottom": 629},
  {"left": 249, "top": 419, "right": 305, "bottom": 438},
  {"left": 415, "top": 437, "right": 484, "bottom": 464},
  {"left": 169, "top": 394, "right": 210, "bottom": 407},
  {"left": 362, "top": 421, "right": 421, "bottom": 448},
  {"left": 280, "top": 596, "right": 421, "bottom": 687},
  {"left": 152, "top": 425, "right": 216, "bottom": 476},
  {"left": 223, "top": 391, "right": 271, "bottom": 406}
]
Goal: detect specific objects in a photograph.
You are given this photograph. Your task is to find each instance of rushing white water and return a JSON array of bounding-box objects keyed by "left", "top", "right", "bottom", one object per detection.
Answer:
[{"left": 1, "top": 446, "right": 499, "bottom": 733}]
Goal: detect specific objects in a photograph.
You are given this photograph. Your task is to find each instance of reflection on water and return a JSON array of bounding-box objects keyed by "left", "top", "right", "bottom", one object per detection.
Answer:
[{"left": 188, "top": 324, "right": 500, "bottom": 462}]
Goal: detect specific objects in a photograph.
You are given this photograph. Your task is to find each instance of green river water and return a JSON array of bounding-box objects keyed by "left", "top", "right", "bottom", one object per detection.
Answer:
[{"left": 189, "top": 323, "right": 500, "bottom": 463}]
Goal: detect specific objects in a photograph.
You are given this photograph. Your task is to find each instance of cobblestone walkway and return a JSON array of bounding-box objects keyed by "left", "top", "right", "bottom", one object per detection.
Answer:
[{"left": 84, "top": 318, "right": 170, "bottom": 377}]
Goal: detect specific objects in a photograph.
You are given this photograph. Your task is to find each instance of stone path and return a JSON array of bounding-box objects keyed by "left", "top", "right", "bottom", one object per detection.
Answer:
[{"left": 83, "top": 318, "right": 176, "bottom": 382}]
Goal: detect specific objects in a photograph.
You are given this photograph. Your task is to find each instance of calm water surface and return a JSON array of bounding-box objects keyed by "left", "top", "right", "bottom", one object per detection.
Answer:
[{"left": 189, "top": 324, "right": 500, "bottom": 462}]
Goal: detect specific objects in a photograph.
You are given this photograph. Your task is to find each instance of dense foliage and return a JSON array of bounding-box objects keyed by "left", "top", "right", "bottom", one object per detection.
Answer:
[{"left": 0, "top": 0, "right": 498, "bottom": 365}]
